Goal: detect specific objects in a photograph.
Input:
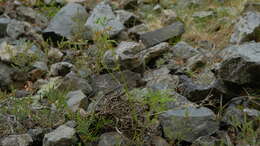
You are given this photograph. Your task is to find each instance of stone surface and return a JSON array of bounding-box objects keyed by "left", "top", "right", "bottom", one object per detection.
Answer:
[
  {"left": 0, "top": 134, "right": 33, "bottom": 146},
  {"left": 85, "top": 1, "right": 125, "bottom": 39},
  {"left": 216, "top": 42, "right": 260, "bottom": 86},
  {"left": 43, "top": 3, "right": 88, "bottom": 40},
  {"left": 93, "top": 70, "right": 142, "bottom": 93},
  {"left": 59, "top": 71, "right": 93, "bottom": 95},
  {"left": 159, "top": 106, "right": 218, "bottom": 142},
  {"left": 66, "top": 90, "right": 88, "bottom": 112},
  {"left": 140, "top": 21, "right": 184, "bottom": 47},
  {"left": 230, "top": 11, "right": 260, "bottom": 44},
  {"left": 192, "top": 11, "right": 215, "bottom": 19},
  {"left": 172, "top": 41, "right": 199, "bottom": 60},
  {"left": 49, "top": 62, "right": 74, "bottom": 76},
  {"left": 115, "top": 10, "right": 141, "bottom": 28},
  {"left": 98, "top": 132, "right": 127, "bottom": 146},
  {"left": 43, "top": 125, "right": 77, "bottom": 146}
]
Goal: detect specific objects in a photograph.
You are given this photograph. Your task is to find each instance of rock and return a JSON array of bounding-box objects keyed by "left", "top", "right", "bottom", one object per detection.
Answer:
[
  {"left": 48, "top": 48, "right": 64, "bottom": 62},
  {"left": 0, "top": 134, "right": 33, "bottom": 146},
  {"left": 16, "top": 6, "right": 48, "bottom": 28},
  {"left": 128, "top": 24, "right": 149, "bottom": 40},
  {"left": 43, "top": 3, "right": 88, "bottom": 41},
  {"left": 59, "top": 71, "right": 93, "bottom": 95},
  {"left": 103, "top": 41, "right": 144, "bottom": 69},
  {"left": 222, "top": 97, "right": 260, "bottom": 126},
  {"left": 150, "top": 136, "right": 170, "bottom": 146},
  {"left": 115, "top": 10, "right": 141, "bottom": 28},
  {"left": 98, "top": 132, "right": 128, "bottom": 146},
  {"left": 216, "top": 42, "right": 260, "bottom": 86},
  {"left": 161, "top": 9, "right": 178, "bottom": 25},
  {"left": 197, "top": 40, "right": 214, "bottom": 50},
  {"left": 43, "top": 125, "right": 77, "bottom": 146},
  {"left": 66, "top": 90, "right": 88, "bottom": 112},
  {"left": 0, "top": 62, "right": 13, "bottom": 90},
  {"left": 0, "top": 17, "right": 11, "bottom": 37},
  {"left": 6, "top": 20, "right": 26, "bottom": 39},
  {"left": 94, "top": 70, "right": 142, "bottom": 93},
  {"left": 49, "top": 62, "right": 74, "bottom": 76},
  {"left": 140, "top": 21, "right": 184, "bottom": 47},
  {"left": 159, "top": 106, "right": 218, "bottom": 142},
  {"left": 230, "top": 11, "right": 260, "bottom": 44},
  {"left": 192, "top": 11, "right": 215, "bottom": 19},
  {"left": 85, "top": 1, "right": 125, "bottom": 39},
  {"left": 244, "top": 1, "right": 260, "bottom": 12},
  {"left": 15, "top": 90, "right": 30, "bottom": 98},
  {"left": 144, "top": 67, "right": 179, "bottom": 91},
  {"left": 28, "top": 128, "right": 45, "bottom": 145},
  {"left": 172, "top": 41, "right": 199, "bottom": 60}
]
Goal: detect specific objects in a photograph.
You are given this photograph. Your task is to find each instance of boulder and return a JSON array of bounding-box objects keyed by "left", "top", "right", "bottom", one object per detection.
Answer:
[
  {"left": 172, "top": 41, "right": 199, "bottom": 60},
  {"left": 128, "top": 24, "right": 149, "bottom": 40},
  {"left": 230, "top": 11, "right": 260, "bottom": 44},
  {"left": 140, "top": 21, "right": 184, "bottom": 47},
  {"left": 159, "top": 106, "right": 218, "bottom": 142},
  {"left": 43, "top": 3, "right": 88, "bottom": 41},
  {"left": 216, "top": 42, "right": 260, "bottom": 86},
  {"left": 85, "top": 1, "right": 125, "bottom": 39},
  {"left": 66, "top": 90, "right": 88, "bottom": 112},
  {"left": 98, "top": 132, "right": 128, "bottom": 146},
  {"left": 0, "top": 134, "right": 33, "bottom": 146},
  {"left": 43, "top": 125, "right": 77, "bottom": 146}
]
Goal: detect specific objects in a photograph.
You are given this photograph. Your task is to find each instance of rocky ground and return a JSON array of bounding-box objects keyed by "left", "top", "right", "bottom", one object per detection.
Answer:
[{"left": 0, "top": 0, "right": 259, "bottom": 145}]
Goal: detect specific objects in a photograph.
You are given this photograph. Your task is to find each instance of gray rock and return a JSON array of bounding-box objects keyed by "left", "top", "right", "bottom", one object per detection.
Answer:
[
  {"left": 0, "top": 134, "right": 33, "bottom": 146},
  {"left": 172, "top": 41, "right": 199, "bottom": 60},
  {"left": 66, "top": 90, "right": 88, "bottom": 112},
  {"left": 0, "top": 62, "right": 13, "bottom": 90},
  {"left": 141, "top": 42, "right": 170, "bottom": 63},
  {"left": 115, "top": 10, "right": 141, "bottom": 28},
  {"left": 59, "top": 71, "right": 93, "bottom": 95},
  {"left": 43, "top": 125, "right": 77, "bottom": 146},
  {"left": 159, "top": 106, "right": 218, "bottom": 142},
  {"left": 28, "top": 128, "right": 45, "bottom": 145},
  {"left": 6, "top": 20, "right": 26, "bottom": 39},
  {"left": 140, "top": 21, "right": 184, "bottom": 47},
  {"left": 128, "top": 24, "right": 149, "bottom": 40},
  {"left": 16, "top": 6, "right": 48, "bottom": 28},
  {"left": 230, "top": 11, "right": 260, "bottom": 44},
  {"left": 43, "top": 3, "right": 88, "bottom": 40},
  {"left": 98, "top": 132, "right": 128, "bottom": 146},
  {"left": 216, "top": 42, "right": 260, "bottom": 86},
  {"left": 49, "top": 62, "right": 74, "bottom": 76},
  {"left": 150, "top": 136, "right": 170, "bottom": 146},
  {"left": 85, "top": 1, "right": 125, "bottom": 39},
  {"left": 0, "top": 17, "right": 11, "bottom": 37},
  {"left": 94, "top": 70, "right": 142, "bottom": 93},
  {"left": 103, "top": 41, "right": 144, "bottom": 69},
  {"left": 144, "top": 67, "right": 179, "bottom": 91},
  {"left": 48, "top": 48, "right": 64, "bottom": 61},
  {"left": 192, "top": 11, "right": 215, "bottom": 19},
  {"left": 176, "top": 0, "right": 206, "bottom": 8},
  {"left": 161, "top": 9, "right": 178, "bottom": 25},
  {"left": 15, "top": 90, "right": 30, "bottom": 98}
]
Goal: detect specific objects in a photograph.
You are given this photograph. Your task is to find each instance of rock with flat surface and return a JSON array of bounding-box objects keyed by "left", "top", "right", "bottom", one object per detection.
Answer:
[
  {"left": 216, "top": 42, "right": 260, "bottom": 86},
  {"left": 230, "top": 11, "right": 260, "bottom": 44},
  {"left": 0, "top": 134, "right": 33, "bottom": 146},
  {"left": 43, "top": 3, "right": 88, "bottom": 40},
  {"left": 66, "top": 90, "right": 88, "bottom": 112},
  {"left": 159, "top": 106, "right": 218, "bottom": 142},
  {"left": 140, "top": 22, "right": 184, "bottom": 47},
  {"left": 85, "top": 1, "right": 125, "bottom": 39},
  {"left": 43, "top": 125, "right": 77, "bottom": 146},
  {"left": 98, "top": 132, "right": 128, "bottom": 146}
]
